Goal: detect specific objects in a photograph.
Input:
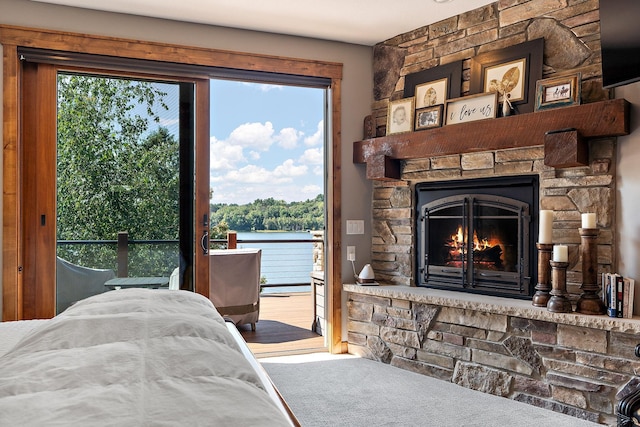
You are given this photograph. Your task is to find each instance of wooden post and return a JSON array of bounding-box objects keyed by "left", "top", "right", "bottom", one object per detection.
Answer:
[
  {"left": 117, "top": 231, "right": 128, "bottom": 277},
  {"left": 532, "top": 243, "right": 553, "bottom": 307},
  {"left": 547, "top": 260, "right": 572, "bottom": 313},
  {"left": 576, "top": 228, "right": 606, "bottom": 315},
  {"left": 227, "top": 231, "right": 237, "bottom": 249}
]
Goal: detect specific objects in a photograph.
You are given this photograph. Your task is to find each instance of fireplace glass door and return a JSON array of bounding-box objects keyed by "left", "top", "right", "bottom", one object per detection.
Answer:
[{"left": 419, "top": 194, "right": 530, "bottom": 296}]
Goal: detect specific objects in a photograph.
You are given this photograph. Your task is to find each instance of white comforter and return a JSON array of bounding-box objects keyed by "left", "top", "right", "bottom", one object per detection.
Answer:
[{"left": 0, "top": 289, "right": 292, "bottom": 426}]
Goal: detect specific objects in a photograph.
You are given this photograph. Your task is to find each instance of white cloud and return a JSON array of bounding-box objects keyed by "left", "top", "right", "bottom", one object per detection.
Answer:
[
  {"left": 304, "top": 120, "right": 324, "bottom": 146},
  {"left": 228, "top": 122, "right": 275, "bottom": 151},
  {"left": 302, "top": 184, "right": 322, "bottom": 196},
  {"left": 211, "top": 182, "right": 322, "bottom": 205},
  {"left": 299, "top": 147, "right": 323, "bottom": 166},
  {"left": 273, "top": 159, "right": 308, "bottom": 178},
  {"left": 210, "top": 119, "right": 323, "bottom": 205},
  {"left": 210, "top": 137, "right": 245, "bottom": 171},
  {"left": 225, "top": 164, "right": 287, "bottom": 184},
  {"left": 276, "top": 127, "right": 301, "bottom": 149},
  {"left": 242, "top": 82, "right": 284, "bottom": 92}
]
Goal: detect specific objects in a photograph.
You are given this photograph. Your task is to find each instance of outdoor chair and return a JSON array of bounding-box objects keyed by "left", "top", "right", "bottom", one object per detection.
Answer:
[
  {"left": 209, "top": 248, "right": 262, "bottom": 330},
  {"left": 56, "top": 257, "right": 116, "bottom": 314}
]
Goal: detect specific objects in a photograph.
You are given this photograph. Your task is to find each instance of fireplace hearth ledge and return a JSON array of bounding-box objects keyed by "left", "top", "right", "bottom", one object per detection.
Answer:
[{"left": 343, "top": 284, "right": 640, "bottom": 333}]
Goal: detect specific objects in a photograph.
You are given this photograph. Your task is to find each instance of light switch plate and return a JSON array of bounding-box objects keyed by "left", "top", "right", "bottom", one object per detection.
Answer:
[{"left": 346, "top": 220, "right": 364, "bottom": 235}]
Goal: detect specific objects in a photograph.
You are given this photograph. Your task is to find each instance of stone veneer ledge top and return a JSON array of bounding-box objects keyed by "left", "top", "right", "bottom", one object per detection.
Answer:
[{"left": 343, "top": 284, "right": 640, "bottom": 334}]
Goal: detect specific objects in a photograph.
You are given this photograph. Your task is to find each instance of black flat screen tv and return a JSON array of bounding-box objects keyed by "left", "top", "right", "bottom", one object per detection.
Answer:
[{"left": 600, "top": 0, "right": 640, "bottom": 88}]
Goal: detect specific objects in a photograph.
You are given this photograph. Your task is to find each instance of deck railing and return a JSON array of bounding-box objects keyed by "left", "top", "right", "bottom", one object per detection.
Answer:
[{"left": 57, "top": 231, "right": 324, "bottom": 288}]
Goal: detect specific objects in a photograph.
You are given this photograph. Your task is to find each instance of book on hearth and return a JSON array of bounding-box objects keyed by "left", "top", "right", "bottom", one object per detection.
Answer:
[
  {"left": 604, "top": 272, "right": 619, "bottom": 318},
  {"left": 617, "top": 274, "right": 624, "bottom": 318},
  {"left": 623, "top": 277, "right": 636, "bottom": 319},
  {"left": 603, "top": 272, "right": 636, "bottom": 318}
]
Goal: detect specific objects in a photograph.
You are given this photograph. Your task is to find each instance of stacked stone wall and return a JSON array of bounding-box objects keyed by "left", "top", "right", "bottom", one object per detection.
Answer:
[{"left": 347, "top": 290, "right": 640, "bottom": 425}]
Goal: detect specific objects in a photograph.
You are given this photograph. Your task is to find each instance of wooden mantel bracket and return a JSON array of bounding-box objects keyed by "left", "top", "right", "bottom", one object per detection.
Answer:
[{"left": 353, "top": 99, "right": 630, "bottom": 181}]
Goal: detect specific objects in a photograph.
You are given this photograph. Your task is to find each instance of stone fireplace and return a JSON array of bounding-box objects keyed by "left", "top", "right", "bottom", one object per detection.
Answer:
[
  {"left": 370, "top": 140, "right": 616, "bottom": 302},
  {"left": 349, "top": 114, "right": 627, "bottom": 425},
  {"left": 346, "top": 2, "right": 637, "bottom": 425},
  {"left": 416, "top": 175, "right": 537, "bottom": 299}
]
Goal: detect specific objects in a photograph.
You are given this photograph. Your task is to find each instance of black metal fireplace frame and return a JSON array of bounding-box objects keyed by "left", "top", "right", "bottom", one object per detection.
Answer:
[{"left": 415, "top": 175, "right": 539, "bottom": 299}]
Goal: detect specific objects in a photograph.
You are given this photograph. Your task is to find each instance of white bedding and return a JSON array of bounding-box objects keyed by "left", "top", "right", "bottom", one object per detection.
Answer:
[{"left": 0, "top": 289, "right": 293, "bottom": 426}]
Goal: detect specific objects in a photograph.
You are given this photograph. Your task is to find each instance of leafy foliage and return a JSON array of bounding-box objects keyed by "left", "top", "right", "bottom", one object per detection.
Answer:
[
  {"left": 56, "top": 74, "right": 179, "bottom": 274},
  {"left": 210, "top": 195, "right": 324, "bottom": 232}
]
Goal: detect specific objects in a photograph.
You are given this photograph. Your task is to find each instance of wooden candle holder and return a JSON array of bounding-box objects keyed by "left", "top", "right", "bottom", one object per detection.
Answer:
[
  {"left": 532, "top": 243, "right": 553, "bottom": 307},
  {"left": 576, "top": 228, "right": 607, "bottom": 315},
  {"left": 548, "top": 260, "right": 573, "bottom": 313}
]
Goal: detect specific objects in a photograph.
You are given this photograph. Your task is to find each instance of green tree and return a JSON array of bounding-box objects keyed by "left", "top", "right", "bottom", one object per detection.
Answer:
[
  {"left": 56, "top": 73, "right": 179, "bottom": 274},
  {"left": 210, "top": 194, "right": 324, "bottom": 232}
]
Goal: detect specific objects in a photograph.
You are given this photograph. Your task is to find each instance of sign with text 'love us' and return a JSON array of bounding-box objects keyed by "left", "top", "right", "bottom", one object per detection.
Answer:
[{"left": 445, "top": 92, "right": 497, "bottom": 125}]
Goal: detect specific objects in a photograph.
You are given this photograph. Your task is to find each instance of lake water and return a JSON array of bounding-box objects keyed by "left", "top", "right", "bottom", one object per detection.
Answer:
[{"left": 235, "top": 231, "right": 317, "bottom": 293}]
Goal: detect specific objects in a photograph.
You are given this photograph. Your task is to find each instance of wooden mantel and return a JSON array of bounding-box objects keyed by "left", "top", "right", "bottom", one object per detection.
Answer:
[{"left": 353, "top": 99, "right": 630, "bottom": 180}]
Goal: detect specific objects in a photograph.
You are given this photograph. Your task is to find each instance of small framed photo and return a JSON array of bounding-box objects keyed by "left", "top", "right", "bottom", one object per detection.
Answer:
[
  {"left": 386, "top": 98, "right": 415, "bottom": 135},
  {"left": 445, "top": 92, "right": 498, "bottom": 126},
  {"left": 415, "top": 78, "right": 448, "bottom": 109},
  {"left": 535, "top": 73, "right": 582, "bottom": 111},
  {"left": 415, "top": 105, "right": 443, "bottom": 130}
]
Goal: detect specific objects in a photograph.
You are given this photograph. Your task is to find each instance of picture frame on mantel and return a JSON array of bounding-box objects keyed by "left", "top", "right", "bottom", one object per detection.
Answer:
[
  {"left": 386, "top": 97, "right": 415, "bottom": 135},
  {"left": 469, "top": 38, "right": 544, "bottom": 115},
  {"left": 535, "top": 73, "right": 582, "bottom": 111},
  {"left": 403, "top": 61, "right": 463, "bottom": 106},
  {"left": 415, "top": 105, "right": 444, "bottom": 130}
]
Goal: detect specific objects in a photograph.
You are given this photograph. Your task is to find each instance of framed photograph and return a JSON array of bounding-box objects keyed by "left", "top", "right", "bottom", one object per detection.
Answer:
[
  {"left": 386, "top": 98, "right": 415, "bottom": 135},
  {"left": 415, "top": 78, "right": 448, "bottom": 108},
  {"left": 403, "top": 61, "right": 463, "bottom": 104},
  {"left": 415, "top": 105, "right": 444, "bottom": 130},
  {"left": 535, "top": 73, "right": 582, "bottom": 111},
  {"left": 444, "top": 92, "right": 498, "bottom": 126},
  {"left": 469, "top": 38, "right": 544, "bottom": 115},
  {"left": 484, "top": 58, "right": 527, "bottom": 103}
]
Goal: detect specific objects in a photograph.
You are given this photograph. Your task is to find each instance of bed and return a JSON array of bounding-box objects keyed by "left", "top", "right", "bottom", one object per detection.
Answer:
[{"left": 0, "top": 288, "right": 298, "bottom": 426}]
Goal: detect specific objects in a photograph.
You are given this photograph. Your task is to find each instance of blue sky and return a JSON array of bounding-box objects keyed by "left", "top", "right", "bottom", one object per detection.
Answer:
[{"left": 209, "top": 80, "right": 325, "bottom": 205}]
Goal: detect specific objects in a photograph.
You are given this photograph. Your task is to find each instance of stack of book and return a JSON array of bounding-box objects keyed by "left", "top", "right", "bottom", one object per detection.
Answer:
[{"left": 602, "top": 273, "right": 636, "bottom": 318}]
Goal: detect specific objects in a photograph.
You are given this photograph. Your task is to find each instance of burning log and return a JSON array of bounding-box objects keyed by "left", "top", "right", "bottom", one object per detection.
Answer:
[{"left": 473, "top": 244, "right": 503, "bottom": 268}]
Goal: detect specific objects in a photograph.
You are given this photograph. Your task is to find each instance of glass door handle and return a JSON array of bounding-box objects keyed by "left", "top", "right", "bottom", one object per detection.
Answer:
[{"left": 201, "top": 230, "right": 209, "bottom": 255}]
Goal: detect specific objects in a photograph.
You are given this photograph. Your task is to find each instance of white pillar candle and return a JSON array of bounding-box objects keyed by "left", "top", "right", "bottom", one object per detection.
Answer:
[
  {"left": 538, "top": 210, "right": 553, "bottom": 244},
  {"left": 581, "top": 213, "right": 596, "bottom": 229},
  {"left": 553, "top": 245, "right": 568, "bottom": 262}
]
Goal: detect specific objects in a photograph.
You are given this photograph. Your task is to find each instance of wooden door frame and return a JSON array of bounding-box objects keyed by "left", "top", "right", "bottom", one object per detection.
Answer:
[
  {"left": 0, "top": 25, "right": 344, "bottom": 353},
  {"left": 20, "top": 61, "right": 57, "bottom": 319}
]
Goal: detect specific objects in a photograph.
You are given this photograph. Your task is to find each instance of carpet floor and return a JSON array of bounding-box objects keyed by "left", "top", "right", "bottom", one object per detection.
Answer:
[{"left": 261, "top": 352, "right": 603, "bottom": 427}]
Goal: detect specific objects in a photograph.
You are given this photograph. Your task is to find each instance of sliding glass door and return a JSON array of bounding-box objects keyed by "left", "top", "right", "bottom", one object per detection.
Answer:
[
  {"left": 55, "top": 73, "right": 190, "bottom": 313},
  {"left": 20, "top": 59, "right": 209, "bottom": 318}
]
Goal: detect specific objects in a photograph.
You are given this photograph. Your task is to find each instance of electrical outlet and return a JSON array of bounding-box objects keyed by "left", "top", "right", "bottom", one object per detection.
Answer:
[{"left": 347, "top": 246, "right": 356, "bottom": 262}]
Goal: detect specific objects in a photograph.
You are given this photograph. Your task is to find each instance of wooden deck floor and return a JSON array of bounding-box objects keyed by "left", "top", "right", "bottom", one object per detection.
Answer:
[{"left": 238, "top": 291, "right": 326, "bottom": 358}]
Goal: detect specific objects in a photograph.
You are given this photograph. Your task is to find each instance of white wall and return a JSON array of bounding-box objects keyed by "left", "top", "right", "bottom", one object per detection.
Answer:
[
  {"left": 0, "top": 0, "right": 375, "bottom": 312},
  {"left": 615, "top": 83, "right": 640, "bottom": 307}
]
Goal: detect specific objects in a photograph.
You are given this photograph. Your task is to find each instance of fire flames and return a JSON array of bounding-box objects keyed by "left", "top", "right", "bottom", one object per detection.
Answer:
[{"left": 446, "top": 225, "right": 503, "bottom": 268}]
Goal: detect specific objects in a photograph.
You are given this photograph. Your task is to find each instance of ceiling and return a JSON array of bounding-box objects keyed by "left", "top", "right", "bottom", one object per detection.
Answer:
[{"left": 32, "top": 0, "right": 495, "bottom": 46}]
